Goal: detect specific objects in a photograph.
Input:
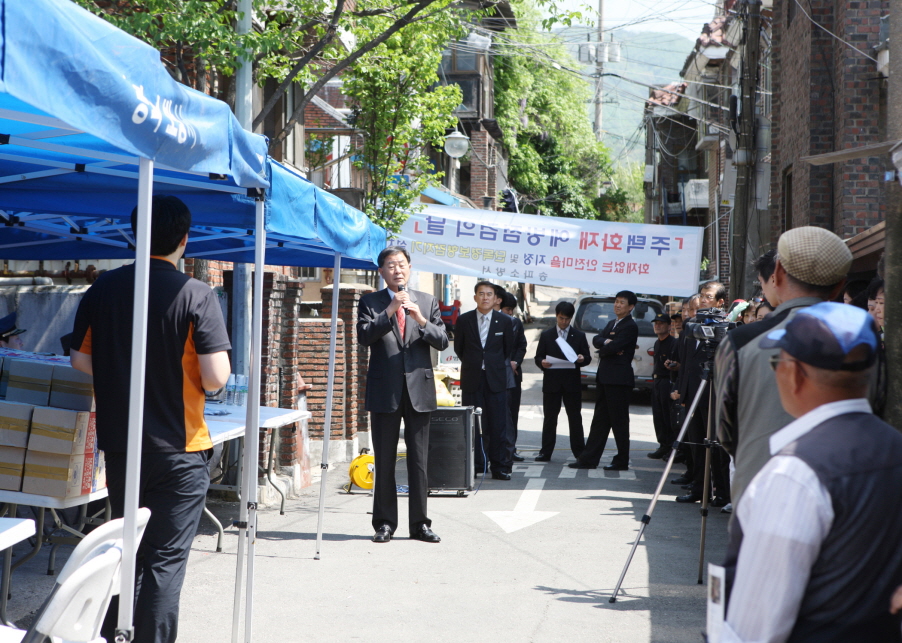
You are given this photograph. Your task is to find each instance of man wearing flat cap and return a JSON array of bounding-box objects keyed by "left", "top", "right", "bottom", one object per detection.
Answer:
[
  {"left": 0, "top": 312, "right": 26, "bottom": 350},
  {"left": 713, "top": 227, "right": 855, "bottom": 508},
  {"left": 721, "top": 303, "right": 902, "bottom": 642}
]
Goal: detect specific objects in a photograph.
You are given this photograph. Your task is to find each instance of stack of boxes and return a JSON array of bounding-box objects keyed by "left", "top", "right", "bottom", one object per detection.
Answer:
[{"left": 0, "top": 349, "right": 105, "bottom": 497}]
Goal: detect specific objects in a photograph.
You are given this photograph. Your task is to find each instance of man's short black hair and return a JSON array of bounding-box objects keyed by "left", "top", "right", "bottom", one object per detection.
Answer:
[
  {"left": 843, "top": 279, "right": 869, "bottom": 300},
  {"left": 475, "top": 280, "right": 496, "bottom": 293},
  {"left": 615, "top": 290, "right": 637, "bottom": 306},
  {"left": 753, "top": 249, "right": 777, "bottom": 281},
  {"left": 131, "top": 195, "right": 191, "bottom": 257},
  {"left": 502, "top": 292, "right": 518, "bottom": 310},
  {"left": 377, "top": 246, "right": 411, "bottom": 268},
  {"left": 555, "top": 301, "right": 576, "bottom": 317},
  {"left": 700, "top": 280, "right": 727, "bottom": 303},
  {"left": 491, "top": 283, "right": 506, "bottom": 299},
  {"left": 867, "top": 277, "right": 884, "bottom": 300}
]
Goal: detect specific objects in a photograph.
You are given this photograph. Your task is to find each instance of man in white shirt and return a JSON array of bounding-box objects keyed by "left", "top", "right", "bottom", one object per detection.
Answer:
[{"left": 720, "top": 302, "right": 902, "bottom": 643}]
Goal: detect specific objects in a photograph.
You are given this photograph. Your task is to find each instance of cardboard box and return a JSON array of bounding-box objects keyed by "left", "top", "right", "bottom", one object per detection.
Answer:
[
  {"left": 27, "top": 407, "right": 95, "bottom": 456},
  {"left": 22, "top": 448, "right": 102, "bottom": 498},
  {"left": 49, "top": 366, "right": 94, "bottom": 412},
  {"left": 0, "top": 356, "right": 9, "bottom": 397},
  {"left": 0, "top": 401, "right": 33, "bottom": 448},
  {"left": 0, "top": 446, "right": 25, "bottom": 491},
  {"left": 6, "top": 360, "right": 54, "bottom": 406}
]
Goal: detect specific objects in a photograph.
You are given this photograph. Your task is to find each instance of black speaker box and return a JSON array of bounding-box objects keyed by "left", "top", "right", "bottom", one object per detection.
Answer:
[{"left": 427, "top": 406, "right": 474, "bottom": 495}]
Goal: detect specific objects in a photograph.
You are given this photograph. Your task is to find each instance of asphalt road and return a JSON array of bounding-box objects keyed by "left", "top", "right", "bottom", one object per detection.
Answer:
[{"left": 176, "top": 326, "right": 728, "bottom": 643}]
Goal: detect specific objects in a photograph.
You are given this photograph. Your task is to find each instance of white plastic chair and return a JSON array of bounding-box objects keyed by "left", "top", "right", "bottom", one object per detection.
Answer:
[{"left": 0, "top": 544, "right": 123, "bottom": 643}]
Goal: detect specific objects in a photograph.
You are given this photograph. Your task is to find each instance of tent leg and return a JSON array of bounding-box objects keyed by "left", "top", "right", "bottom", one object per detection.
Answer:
[
  {"left": 116, "top": 157, "right": 153, "bottom": 643},
  {"left": 314, "top": 252, "right": 342, "bottom": 560}
]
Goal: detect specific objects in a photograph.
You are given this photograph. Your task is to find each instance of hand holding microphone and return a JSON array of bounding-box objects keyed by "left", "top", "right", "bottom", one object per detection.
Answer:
[{"left": 397, "top": 284, "right": 410, "bottom": 315}]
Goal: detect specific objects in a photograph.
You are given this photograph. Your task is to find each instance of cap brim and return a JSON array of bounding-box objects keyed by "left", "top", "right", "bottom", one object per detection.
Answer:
[{"left": 759, "top": 328, "right": 786, "bottom": 350}]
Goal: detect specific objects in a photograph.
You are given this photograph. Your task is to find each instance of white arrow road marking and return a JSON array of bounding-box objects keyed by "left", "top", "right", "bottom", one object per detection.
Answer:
[
  {"left": 484, "top": 478, "right": 558, "bottom": 533},
  {"left": 558, "top": 466, "right": 577, "bottom": 479}
]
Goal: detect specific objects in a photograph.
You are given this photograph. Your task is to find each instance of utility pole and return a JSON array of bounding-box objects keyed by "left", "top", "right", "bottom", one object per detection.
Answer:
[
  {"left": 729, "top": 0, "right": 762, "bottom": 299},
  {"left": 232, "top": 0, "right": 253, "bottom": 378},
  {"left": 594, "top": 0, "right": 604, "bottom": 140},
  {"left": 885, "top": 10, "right": 902, "bottom": 428}
]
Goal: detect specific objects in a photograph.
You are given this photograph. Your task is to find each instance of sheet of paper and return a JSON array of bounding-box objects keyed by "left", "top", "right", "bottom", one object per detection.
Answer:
[
  {"left": 706, "top": 563, "right": 726, "bottom": 643},
  {"left": 555, "top": 337, "right": 579, "bottom": 362},
  {"left": 545, "top": 355, "right": 576, "bottom": 369}
]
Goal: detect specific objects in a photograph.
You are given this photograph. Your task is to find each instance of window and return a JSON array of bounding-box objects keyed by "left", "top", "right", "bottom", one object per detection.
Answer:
[{"left": 299, "top": 266, "right": 318, "bottom": 280}]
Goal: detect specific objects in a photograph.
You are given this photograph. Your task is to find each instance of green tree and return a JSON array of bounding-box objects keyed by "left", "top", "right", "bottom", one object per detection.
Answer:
[{"left": 344, "top": 23, "right": 461, "bottom": 233}]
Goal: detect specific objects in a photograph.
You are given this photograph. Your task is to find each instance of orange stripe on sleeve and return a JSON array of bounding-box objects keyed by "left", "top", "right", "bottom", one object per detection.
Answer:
[
  {"left": 79, "top": 326, "right": 93, "bottom": 356},
  {"left": 182, "top": 323, "right": 213, "bottom": 452}
]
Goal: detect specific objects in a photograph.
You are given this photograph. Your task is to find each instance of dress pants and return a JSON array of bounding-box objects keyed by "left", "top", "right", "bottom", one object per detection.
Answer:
[
  {"left": 687, "top": 387, "right": 711, "bottom": 493},
  {"left": 651, "top": 379, "right": 674, "bottom": 449},
  {"left": 539, "top": 390, "right": 584, "bottom": 458},
  {"left": 370, "top": 382, "right": 431, "bottom": 534},
  {"left": 509, "top": 384, "right": 522, "bottom": 445},
  {"left": 578, "top": 384, "right": 631, "bottom": 467},
  {"left": 463, "top": 371, "right": 513, "bottom": 475},
  {"left": 101, "top": 450, "right": 211, "bottom": 643}
]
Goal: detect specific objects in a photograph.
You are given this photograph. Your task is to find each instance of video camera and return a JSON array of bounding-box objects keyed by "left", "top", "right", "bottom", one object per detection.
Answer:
[{"left": 683, "top": 307, "right": 736, "bottom": 345}]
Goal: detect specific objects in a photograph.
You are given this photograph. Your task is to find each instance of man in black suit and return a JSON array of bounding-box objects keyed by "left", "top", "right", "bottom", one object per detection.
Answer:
[
  {"left": 357, "top": 246, "right": 448, "bottom": 544},
  {"left": 454, "top": 281, "right": 515, "bottom": 480},
  {"left": 648, "top": 313, "right": 677, "bottom": 460},
  {"left": 497, "top": 288, "right": 527, "bottom": 461},
  {"left": 534, "top": 301, "right": 591, "bottom": 462},
  {"left": 571, "top": 290, "right": 639, "bottom": 470}
]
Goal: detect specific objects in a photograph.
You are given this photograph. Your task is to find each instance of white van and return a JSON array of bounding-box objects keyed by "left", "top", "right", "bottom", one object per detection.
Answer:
[{"left": 573, "top": 294, "right": 665, "bottom": 393}]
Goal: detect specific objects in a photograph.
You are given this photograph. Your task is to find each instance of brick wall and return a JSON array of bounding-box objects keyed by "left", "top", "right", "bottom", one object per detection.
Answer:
[
  {"left": 468, "top": 126, "right": 498, "bottom": 208},
  {"left": 297, "top": 318, "right": 346, "bottom": 441}
]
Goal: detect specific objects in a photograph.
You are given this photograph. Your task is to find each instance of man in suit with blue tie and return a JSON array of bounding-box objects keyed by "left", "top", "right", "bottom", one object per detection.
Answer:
[
  {"left": 357, "top": 246, "right": 448, "bottom": 544},
  {"left": 534, "top": 301, "right": 592, "bottom": 462},
  {"left": 454, "top": 281, "right": 515, "bottom": 480},
  {"left": 572, "top": 290, "right": 639, "bottom": 470}
]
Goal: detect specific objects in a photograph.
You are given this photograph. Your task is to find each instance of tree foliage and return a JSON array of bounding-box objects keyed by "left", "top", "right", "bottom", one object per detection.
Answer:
[
  {"left": 493, "top": 0, "right": 621, "bottom": 220},
  {"left": 343, "top": 20, "right": 462, "bottom": 233}
]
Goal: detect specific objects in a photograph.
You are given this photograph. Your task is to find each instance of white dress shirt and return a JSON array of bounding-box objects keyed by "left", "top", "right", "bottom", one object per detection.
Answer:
[
  {"left": 721, "top": 398, "right": 872, "bottom": 643},
  {"left": 558, "top": 325, "right": 570, "bottom": 340}
]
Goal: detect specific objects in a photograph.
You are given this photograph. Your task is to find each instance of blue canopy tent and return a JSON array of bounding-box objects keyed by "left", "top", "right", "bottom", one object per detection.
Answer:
[{"left": 0, "top": 1, "right": 383, "bottom": 641}]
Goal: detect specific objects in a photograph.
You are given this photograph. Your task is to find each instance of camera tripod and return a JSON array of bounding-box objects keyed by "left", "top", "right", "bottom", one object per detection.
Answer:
[{"left": 610, "top": 340, "right": 719, "bottom": 602}]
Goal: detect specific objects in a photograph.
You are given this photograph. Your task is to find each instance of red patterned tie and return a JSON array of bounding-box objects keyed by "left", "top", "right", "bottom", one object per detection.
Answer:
[{"left": 396, "top": 305, "right": 406, "bottom": 340}]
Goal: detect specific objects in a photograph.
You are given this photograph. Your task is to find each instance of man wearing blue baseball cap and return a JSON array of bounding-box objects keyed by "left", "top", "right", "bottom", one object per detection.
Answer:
[
  {"left": 721, "top": 302, "right": 902, "bottom": 642},
  {"left": 0, "top": 312, "right": 26, "bottom": 350}
]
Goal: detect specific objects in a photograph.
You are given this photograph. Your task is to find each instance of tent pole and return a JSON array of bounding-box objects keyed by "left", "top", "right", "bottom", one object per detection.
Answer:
[
  {"left": 243, "top": 199, "right": 265, "bottom": 643},
  {"left": 116, "top": 157, "right": 153, "bottom": 643},
  {"left": 314, "top": 252, "right": 342, "bottom": 560}
]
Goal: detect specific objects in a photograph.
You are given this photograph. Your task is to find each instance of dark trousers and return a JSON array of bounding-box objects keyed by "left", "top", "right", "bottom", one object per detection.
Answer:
[
  {"left": 651, "top": 379, "right": 674, "bottom": 449},
  {"left": 370, "top": 382, "right": 431, "bottom": 534},
  {"left": 509, "top": 384, "right": 522, "bottom": 446},
  {"left": 463, "top": 372, "right": 513, "bottom": 474},
  {"left": 540, "top": 390, "right": 584, "bottom": 459},
  {"left": 687, "top": 387, "right": 711, "bottom": 492},
  {"left": 101, "top": 450, "right": 211, "bottom": 643},
  {"left": 580, "top": 384, "right": 631, "bottom": 467}
]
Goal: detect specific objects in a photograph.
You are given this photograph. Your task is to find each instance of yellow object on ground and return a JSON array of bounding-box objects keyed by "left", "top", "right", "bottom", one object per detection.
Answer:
[
  {"left": 435, "top": 377, "right": 455, "bottom": 406},
  {"left": 348, "top": 453, "right": 375, "bottom": 489}
]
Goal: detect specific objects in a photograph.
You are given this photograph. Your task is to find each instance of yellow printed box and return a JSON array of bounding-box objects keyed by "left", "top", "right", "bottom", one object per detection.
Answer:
[
  {"left": 6, "top": 360, "right": 54, "bottom": 407},
  {"left": 27, "top": 407, "right": 96, "bottom": 456},
  {"left": 22, "top": 448, "right": 102, "bottom": 498},
  {"left": 0, "top": 401, "right": 33, "bottom": 448},
  {"left": 49, "top": 366, "right": 94, "bottom": 412},
  {"left": 0, "top": 446, "right": 25, "bottom": 492}
]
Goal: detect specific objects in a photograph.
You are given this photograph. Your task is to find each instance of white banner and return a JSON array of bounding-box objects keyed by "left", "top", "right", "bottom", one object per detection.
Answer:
[{"left": 392, "top": 204, "right": 705, "bottom": 297}]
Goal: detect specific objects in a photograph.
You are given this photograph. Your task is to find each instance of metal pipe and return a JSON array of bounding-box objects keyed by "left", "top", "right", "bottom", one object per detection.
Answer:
[{"left": 314, "top": 252, "right": 342, "bottom": 560}]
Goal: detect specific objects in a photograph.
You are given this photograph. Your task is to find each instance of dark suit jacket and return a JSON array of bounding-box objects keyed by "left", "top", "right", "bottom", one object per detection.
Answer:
[
  {"left": 454, "top": 309, "right": 514, "bottom": 394},
  {"left": 507, "top": 315, "right": 528, "bottom": 388},
  {"left": 676, "top": 331, "right": 705, "bottom": 404},
  {"left": 594, "top": 315, "right": 638, "bottom": 387},
  {"left": 357, "top": 288, "right": 449, "bottom": 414},
  {"left": 534, "top": 325, "right": 592, "bottom": 393}
]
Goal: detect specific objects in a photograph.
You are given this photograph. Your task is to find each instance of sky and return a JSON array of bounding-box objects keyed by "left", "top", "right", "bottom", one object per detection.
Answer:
[{"left": 550, "top": 0, "right": 721, "bottom": 39}]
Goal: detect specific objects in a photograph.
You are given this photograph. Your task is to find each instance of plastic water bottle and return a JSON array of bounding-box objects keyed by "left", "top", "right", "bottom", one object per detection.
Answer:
[
  {"left": 225, "top": 374, "right": 236, "bottom": 406},
  {"left": 237, "top": 375, "right": 248, "bottom": 407}
]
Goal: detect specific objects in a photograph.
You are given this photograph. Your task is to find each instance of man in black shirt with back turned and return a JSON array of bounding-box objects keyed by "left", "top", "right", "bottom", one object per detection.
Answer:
[
  {"left": 648, "top": 313, "right": 677, "bottom": 460},
  {"left": 71, "top": 195, "right": 231, "bottom": 643}
]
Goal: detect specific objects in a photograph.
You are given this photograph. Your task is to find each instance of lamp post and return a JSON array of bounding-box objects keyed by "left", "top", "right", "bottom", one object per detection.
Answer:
[{"left": 444, "top": 131, "right": 470, "bottom": 159}]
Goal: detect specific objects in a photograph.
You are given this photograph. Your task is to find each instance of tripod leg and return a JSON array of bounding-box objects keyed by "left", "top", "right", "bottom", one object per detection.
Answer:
[
  {"left": 697, "top": 387, "right": 715, "bottom": 584},
  {"left": 610, "top": 379, "right": 708, "bottom": 602}
]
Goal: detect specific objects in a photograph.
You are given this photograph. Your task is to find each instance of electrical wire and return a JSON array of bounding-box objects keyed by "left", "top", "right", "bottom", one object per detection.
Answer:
[{"left": 792, "top": 0, "right": 878, "bottom": 63}]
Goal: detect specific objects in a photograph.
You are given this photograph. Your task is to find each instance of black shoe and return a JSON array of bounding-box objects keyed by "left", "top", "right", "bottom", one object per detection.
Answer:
[
  {"left": 603, "top": 463, "right": 629, "bottom": 471},
  {"left": 491, "top": 471, "right": 512, "bottom": 480},
  {"left": 568, "top": 462, "right": 596, "bottom": 469},
  {"left": 372, "top": 525, "right": 392, "bottom": 543},
  {"left": 535, "top": 454, "right": 551, "bottom": 462},
  {"left": 410, "top": 524, "right": 441, "bottom": 543},
  {"left": 676, "top": 492, "right": 702, "bottom": 503},
  {"left": 681, "top": 484, "right": 693, "bottom": 490},
  {"left": 671, "top": 475, "right": 692, "bottom": 485},
  {"left": 512, "top": 452, "right": 525, "bottom": 462},
  {"left": 710, "top": 496, "right": 729, "bottom": 508},
  {"left": 647, "top": 447, "right": 668, "bottom": 460}
]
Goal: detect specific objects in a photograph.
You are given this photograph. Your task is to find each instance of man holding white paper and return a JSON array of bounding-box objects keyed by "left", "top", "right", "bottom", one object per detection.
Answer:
[{"left": 534, "top": 302, "right": 591, "bottom": 462}]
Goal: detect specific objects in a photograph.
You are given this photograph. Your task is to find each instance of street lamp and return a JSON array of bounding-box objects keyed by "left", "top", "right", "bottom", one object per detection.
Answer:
[{"left": 443, "top": 131, "right": 470, "bottom": 159}]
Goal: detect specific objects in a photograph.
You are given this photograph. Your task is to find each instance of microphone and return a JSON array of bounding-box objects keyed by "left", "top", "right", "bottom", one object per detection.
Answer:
[{"left": 398, "top": 284, "right": 410, "bottom": 315}]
